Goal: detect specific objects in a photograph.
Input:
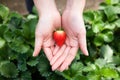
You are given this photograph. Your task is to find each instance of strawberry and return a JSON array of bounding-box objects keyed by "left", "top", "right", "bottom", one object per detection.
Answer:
[{"left": 53, "top": 30, "right": 66, "bottom": 47}]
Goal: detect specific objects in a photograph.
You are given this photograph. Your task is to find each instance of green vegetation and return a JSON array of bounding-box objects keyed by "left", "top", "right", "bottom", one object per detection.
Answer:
[{"left": 0, "top": 0, "right": 120, "bottom": 79}]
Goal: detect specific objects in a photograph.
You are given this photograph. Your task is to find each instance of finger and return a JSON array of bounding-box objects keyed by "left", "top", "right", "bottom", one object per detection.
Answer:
[
  {"left": 52, "top": 47, "right": 70, "bottom": 71},
  {"left": 56, "top": 66, "right": 61, "bottom": 71},
  {"left": 78, "top": 33, "right": 89, "bottom": 56},
  {"left": 33, "top": 37, "right": 43, "bottom": 57},
  {"left": 51, "top": 46, "right": 54, "bottom": 53},
  {"left": 43, "top": 47, "right": 53, "bottom": 61},
  {"left": 53, "top": 45, "right": 60, "bottom": 56},
  {"left": 57, "top": 65, "right": 69, "bottom": 72},
  {"left": 65, "top": 66, "right": 69, "bottom": 70},
  {"left": 50, "top": 45, "right": 66, "bottom": 66},
  {"left": 60, "top": 47, "right": 78, "bottom": 71},
  {"left": 65, "top": 37, "right": 70, "bottom": 46},
  {"left": 50, "top": 39, "right": 55, "bottom": 53},
  {"left": 43, "top": 37, "right": 54, "bottom": 47}
]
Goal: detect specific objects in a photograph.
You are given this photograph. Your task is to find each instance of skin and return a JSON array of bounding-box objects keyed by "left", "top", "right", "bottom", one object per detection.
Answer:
[
  {"left": 33, "top": 0, "right": 61, "bottom": 61},
  {"left": 33, "top": 0, "right": 88, "bottom": 72},
  {"left": 51, "top": 0, "right": 88, "bottom": 71}
]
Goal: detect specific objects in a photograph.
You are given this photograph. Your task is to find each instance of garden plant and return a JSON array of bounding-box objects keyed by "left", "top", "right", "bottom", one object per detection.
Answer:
[{"left": 0, "top": 0, "right": 120, "bottom": 80}]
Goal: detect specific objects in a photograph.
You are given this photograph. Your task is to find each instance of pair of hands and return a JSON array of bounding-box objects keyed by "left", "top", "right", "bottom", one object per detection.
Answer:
[{"left": 33, "top": 10, "right": 88, "bottom": 72}]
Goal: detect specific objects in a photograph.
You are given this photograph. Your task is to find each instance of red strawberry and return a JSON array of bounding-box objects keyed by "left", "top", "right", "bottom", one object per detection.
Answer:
[{"left": 53, "top": 30, "right": 66, "bottom": 47}]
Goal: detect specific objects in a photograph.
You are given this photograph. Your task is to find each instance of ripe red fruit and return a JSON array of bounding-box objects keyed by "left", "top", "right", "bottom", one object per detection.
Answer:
[{"left": 53, "top": 30, "right": 66, "bottom": 47}]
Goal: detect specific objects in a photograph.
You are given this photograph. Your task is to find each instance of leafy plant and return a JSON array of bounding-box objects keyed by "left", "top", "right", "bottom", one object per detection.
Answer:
[{"left": 0, "top": 0, "right": 120, "bottom": 79}]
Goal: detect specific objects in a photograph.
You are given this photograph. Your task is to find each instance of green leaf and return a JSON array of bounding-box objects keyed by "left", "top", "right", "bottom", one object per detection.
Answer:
[
  {"left": 87, "top": 70, "right": 101, "bottom": 80},
  {"left": 112, "top": 6, "right": 120, "bottom": 14},
  {"left": 88, "top": 45, "right": 97, "bottom": 57},
  {"left": 83, "top": 10, "right": 94, "bottom": 23},
  {"left": 62, "top": 62, "right": 84, "bottom": 79},
  {"left": 0, "top": 61, "right": 18, "bottom": 78},
  {"left": 86, "top": 26, "right": 94, "bottom": 37},
  {"left": 92, "top": 22, "right": 104, "bottom": 33},
  {"left": 22, "top": 19, "right": 37, "bottom": 39},
  {"left": 27, "top": 58, "right": 39, "bottom": 67},
  {"left": 104, "top": 6, "right": 118, "bottom": 21},
  {"left": 100, "top": 67, "right": 119, "bottom": 78},
  {"left": 71, "top": 62, "right": 84, "bottom": 74},
  {"left": 3, "top": 30, "right": 14, "bottom": 42},
  {"left": 102, "top": 31, "right": 114, "bottom": 43},
  {"left": 93, "top": 11, "right": 104, "bottom": 22},
  {"left": 18, "top": 60, "right": 27, "bottom": 72},
  {"left": 73, "top": 75, "right": 88, "bottom": 80},
  {"left": 0, "top": 4, "right": 9, "bottom": 22},
  {"left": 95, "top": 58, "right": 106, "bottom": 68},
  {"left": 105, "top": 0, "right": 111, "bottom": 4},
  {"left": 83, "top": 65, "right": 95, "bottom": 72},
  {"left": 32, "top": 6, "right": 38, "bottom": 15},
  {"left": 112, "top": 56, "right": 120, "bottom": 65},
  {"left": 94, "top": 34, "right": 104, "bottom": 46},
  {"left": 37, "top": 54, "right": 51, "bottom": 77},
  {"left": 46, "top": 73, "right": 65, "bottom": 80},
  {"left": 87, "top": 74, "right": 100, "bottom": 80},
  {"left": 8, "top": 12, "right": 24, "bottom": 29},
  {"left": 17, "top": 54, "right": 27, "bottom": 71},
  {"left": 104, "top": 63, "right": 116, "bottom": 69},
  {"left": 116, "top": 66, "right": 120, "bottom": 72},
  {"left": 0, "top": 24, "right": 8, "bottom": 37},
  {"left": 9, "top": 37, "right": 30, "bottom": 53},
  {"left": 75, "top": 50, "right": 80, "bottom": 60},
  {"left": 99, "top": 2, "right": 108, "bottom": 10},
  {"left": 0, "top": 37, "right": 5, "bottom": 49},
  {"left": 9, "top": 17, "right": 23, "bottom": 29},
  {"left": 83, "top": 63, "right": 98, "bottom": 72},
  {"left": 20, "top": 71, "right": 32, "bottom": 80},
  {"left": 105, "top": 0, "right": 120, "bottom": 5},
  {"left": 27, "top": 14, "right": 37, "bottom": 20},
  {"left": 7, "top": 51, "right": 18, "bottom": 60},
  {"left": 114, "top": 77, "right": 120, "bottom": 80},
  {"left": 93, "top": 29, "right": 114, "bottom": 45},
  {"left": 115, "top": 19, "right": 120, "bottom": 28},
  {"left": 104, "top": 23, "right": 116, "bottom": 30},
  {"left": 9, "top": 12, "right": 22, "bottom": 19},
  {"left": 60, "top": 70, "right": 71, "bottom": 80},
  {"left": 100, "top": 45, "right": 113, "bottom": 62}
]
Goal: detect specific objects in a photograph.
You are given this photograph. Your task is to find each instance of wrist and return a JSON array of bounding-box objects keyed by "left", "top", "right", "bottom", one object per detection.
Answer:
[
  {"left": 65, "top": 0, "right": 86, "bottom": 13},
  {"left": 40, "top": 8, "right": 59, "bottom": 18},
  {"left": 33, "top": 0, "right": 58, "bottom": 15}
]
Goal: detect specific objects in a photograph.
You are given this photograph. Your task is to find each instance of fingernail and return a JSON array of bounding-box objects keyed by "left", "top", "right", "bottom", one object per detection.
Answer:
[
  {"left": 50, "top": 59, "right": 54, "bottom": 65},
  {"left": 50, "top": 62, "right": 52, "bottom": 65},
  {"left": 65, "top": 67, "right": 69, "bottom": 70},
  {"left": 33, "top": 52, "right": 37, "bottom": 57},
  {"left": 60, "top": 67, "right": 64, "bottom": 72},
  {"left": 85, "top": 52, "right": 89, "bottom": 56},
  {"left": 52, "top": 67, "right": 55, "bottom": 71}
]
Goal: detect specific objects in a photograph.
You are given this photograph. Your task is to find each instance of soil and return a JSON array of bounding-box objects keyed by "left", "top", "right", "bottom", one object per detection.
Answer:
[{"left": 0, "top": 0, "right": 104, "bottom": 15}]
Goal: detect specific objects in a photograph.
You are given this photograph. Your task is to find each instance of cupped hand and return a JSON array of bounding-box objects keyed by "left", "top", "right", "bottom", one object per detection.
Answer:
[
  {"left": 51, "top": 10, "right": 89, "bottom": 71},
  {"left": 33, "top": 12, "right": 61, "bottom": 61}
]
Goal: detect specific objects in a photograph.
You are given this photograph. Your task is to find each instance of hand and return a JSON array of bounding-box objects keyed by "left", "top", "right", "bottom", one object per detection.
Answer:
[
  {"left": 51, "top": 10, "right": 89, "bottom": 71},
  {"left": 33, "top": 12, "right": 61, "bottom": 61}
]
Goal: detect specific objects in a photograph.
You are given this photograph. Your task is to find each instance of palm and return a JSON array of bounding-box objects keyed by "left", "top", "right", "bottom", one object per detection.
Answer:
[
  {"left": 33, "top": 12, "right": 61, "bottom": 61},
  {"left": 50, "top": 11, "right": 88, "bottom": 71},
  {"left": 62, "top": 11, "right": 88, "bottom": 55}
]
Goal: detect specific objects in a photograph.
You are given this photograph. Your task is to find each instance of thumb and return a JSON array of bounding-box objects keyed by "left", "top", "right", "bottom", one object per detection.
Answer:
[
  {"left": 78, "top": 33, "right": 89, "bottom": 56},
  {"left": 33, "top": 36, "right": 43, "bottom": 57}
]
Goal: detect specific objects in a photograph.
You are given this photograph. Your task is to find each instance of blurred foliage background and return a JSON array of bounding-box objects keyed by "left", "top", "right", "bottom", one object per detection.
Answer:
[{"left": 0, "top": 0, "right": 104, "bottom": 15}]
